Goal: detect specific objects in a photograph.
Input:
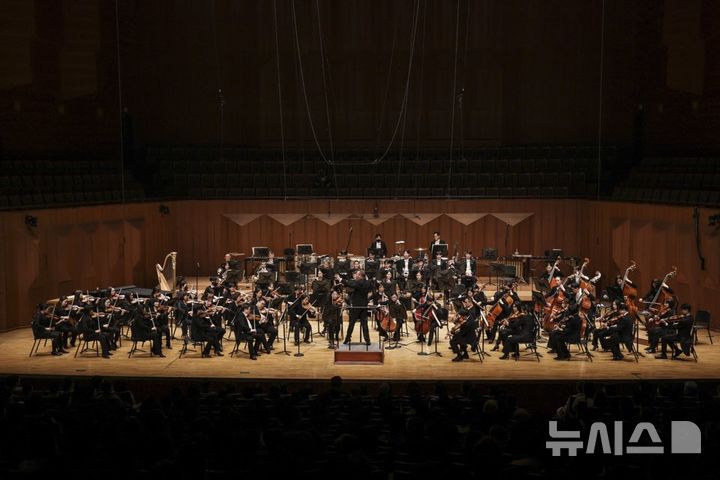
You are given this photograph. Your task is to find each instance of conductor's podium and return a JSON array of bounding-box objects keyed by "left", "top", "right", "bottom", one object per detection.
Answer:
[{"left": 334, "top": 342, "right": 384, "bottom": 365}]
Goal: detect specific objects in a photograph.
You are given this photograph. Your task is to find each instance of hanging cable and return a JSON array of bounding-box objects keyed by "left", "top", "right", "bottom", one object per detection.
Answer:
[
  {"left": 313, "top": 0, "right": 339, "bottom": 197},
  {"left": 597, "top": 0, "right": 606, "bottom": 200},
  {"left": 272, "top": 0, "right": 288, "bottom": 199},
  {"left": 291, "top": 0, "right": 420, "bottom": 166},
  {"left": 376, "top": 23, "right": 398, "bottom": 157},
  {"left": 446, "top": 0, "right": 461, "bottom": 195},
  {"left": 210, "top": 0, "right": 224, "bottom": 161},
  {"left": 114, "top": 0, "right": 125, "bottom": 203}
]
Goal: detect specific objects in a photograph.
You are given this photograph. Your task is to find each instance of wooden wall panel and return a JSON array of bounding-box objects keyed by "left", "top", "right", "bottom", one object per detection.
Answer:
[{"left": 1, "top": 199, "right": 718, "bottom": 330}]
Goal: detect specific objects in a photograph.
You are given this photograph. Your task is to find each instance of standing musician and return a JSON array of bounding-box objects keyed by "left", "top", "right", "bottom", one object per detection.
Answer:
[
  {"left": 311, "top": 270, "right": 331, "bottom": 309},
  {"left": 234, "top": 303, "right": 269, "bottom": 360},
  {"left": 31, "top": 304, "right": 66, "bottom": 355},
  {"left": 174, "top": 292, "right": 192, "bottom": 338},
  {"left": 547, "top": 304, "right": 581, "bottom": 361},
  {"left": 319, "top": 257, "right": 335, "bottom": 280},
  {"left": 449, "top": 297, "right": 478, "bottom": 362},
  {"left": 369, "top": 233, "right": 388, "bottom": 258},
  {"left": 429, "top": 231, "right": 446, "bottom": 256},
  {"left": 493, "top": 303, "right": 523, "bottom": 352},
  {"left": 294, "top": 297, "right": 317, "bottom": 345},
  {"left": 656, "top": 304, "right": 694, "bottom": 359},
  {"left": 598, "top": 303, "right": 634, "bottom": 360},
  {"left": 499, "top": 303, "right": 535, "bottom": 360},
  {"left": 395, "top": 250, "right": 414, "bottom": 290},
  {"left": 132, "top": 302, "right": 165, "bottom": 357},
  {"left": 459, "top": 251, "right": 477, "bottom": 290},
  {"left": 287, "top": 286, "right": 305, "bottom": 334},
  {"left": 191, "top": 301, "right": 224, "bottom": 357},
  {"left": 337, "top": 270, "right": 374, "bottom": 345}
]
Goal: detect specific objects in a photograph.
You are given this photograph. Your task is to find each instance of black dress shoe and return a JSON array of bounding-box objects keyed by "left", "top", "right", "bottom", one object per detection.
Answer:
[
  {"left": 499, "top": 354, "right": 509, "bottom": 360},
  {"left": 451, "top": 355, "right": 464, "bottom": 362},
  {"left": 215, "top": 352, "right": 224, "bottom": 357},
  {"left": 611, "top": 355, "right": 624, "bottom": 361},
  {"left": 554, "top": 356, "right": 568, "bottom": 361},
  {"left": 462, "top": 351, "right": 469, "bottom": 359},
  {"left": 671, "top": 350, "right": 681, "bottom": 359},
  {"left": 655, "top": 353, "right": 668, "bottom": 359},
  {"left": 102, "top": 354, "right": 111, "bottom": 358},
  {"left": 157, "top": 353, "right": 166, "bottom": 358},
  {"left": 59, "top": 349, "right": 69, "bottom": 354},
  {"left": 250, "top": 355, "right": 257, "bottom": 360},
  {"left": 201, "top": 352, "right": 211, "bottom": 358},
  {"left": 51, "top": 351, "right": 61, "bottom": 356}
]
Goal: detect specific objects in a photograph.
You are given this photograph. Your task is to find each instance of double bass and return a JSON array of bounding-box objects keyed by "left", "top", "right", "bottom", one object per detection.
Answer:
[
  {"left": 577, "top": 258, "right": 602, "bottom": 298},
  {"left": 642, "top": 266, "right": 677, "bottom": 321},
  {"left": 620, "top": 260, "right": 639, "bottom": 315}
]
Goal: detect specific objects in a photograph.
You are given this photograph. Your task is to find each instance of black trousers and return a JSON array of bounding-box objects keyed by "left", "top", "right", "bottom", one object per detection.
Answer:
[
  {"left": 294, "top": 317, "right": 312, "bottom": 343},
  {"left": 83, "top": 331, "right": 111, "bottom": 356},
  {"left": 157, "top": 324, "right": 172, "bottom": 348},
  {"left": 136, "top": 332, "right": 162, "bottom": 355},
  {"left": 450, "top": 333, "right": 474, "bottom": 354},
  {"left": 259, "top": 322, "right": 277, "bottom": 346},
  {"left": 345, "top": 308, "right": 370, "bottom": 344},
  {"left": 647, "top": 325, "right": 671, "bottom": 350},
  {"left": 201, "top": 331, "right": 222, "bottom": 355},
  {"left": 502, "top": 333, "right": 533, "bottom": 355},
  {"left": 236, "top": 332, "right": 266, "bottom": 355},
  {"left": 660, "top": 333, "right": 691, "bottom": 355},
  {"left": 37, "top": 331, "right": 63, "bottom": 353}
]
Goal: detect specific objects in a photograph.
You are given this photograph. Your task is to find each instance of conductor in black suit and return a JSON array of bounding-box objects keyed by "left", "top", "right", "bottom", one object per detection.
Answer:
[
  {"left": 338, "top": 270, "right": 374, "bottom": 345},
  {"left": 369, "top": 234, "right": 388, "bottom": 258}
]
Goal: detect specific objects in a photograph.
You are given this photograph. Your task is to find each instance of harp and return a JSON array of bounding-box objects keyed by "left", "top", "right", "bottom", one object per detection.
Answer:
[{"left": 156, "top": 252, "right": 177, "bottom": 293}]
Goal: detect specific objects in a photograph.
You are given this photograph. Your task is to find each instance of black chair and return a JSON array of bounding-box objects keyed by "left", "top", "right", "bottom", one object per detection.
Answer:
[
  {"left": 516, "top": 316, "right": 541, "bottom": 362},
  {"left": 693, "top": 310, "right": 713, "bottom": 345},
  {"left": 74, "top": 333, "right": 100, "bottom": 358},
  {"left": 570, "top": 327, "right": 593, "bottom": 362},
  {"left": 178, "top": 325, "right": 206, "bottom": 358},
  {"left": 127, "top": 323, "right": 152, "bottom": 358},
  {"left": 28, "top": 329, "right": 53, "bottom": 357}
]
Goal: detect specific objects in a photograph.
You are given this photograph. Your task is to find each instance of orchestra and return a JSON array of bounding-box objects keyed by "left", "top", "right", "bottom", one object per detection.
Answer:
[{"left": 32, "top": 235, "right": 699, "bottom": 367}]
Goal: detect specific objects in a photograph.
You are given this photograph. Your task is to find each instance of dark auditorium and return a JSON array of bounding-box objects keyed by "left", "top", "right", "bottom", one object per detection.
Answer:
[{"left": 1, "top": 0, "right": 720, "bottom": 477}]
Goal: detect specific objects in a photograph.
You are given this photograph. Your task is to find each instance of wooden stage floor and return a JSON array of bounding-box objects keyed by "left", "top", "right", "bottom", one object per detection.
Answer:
[{"left": 2, "top": 324, "right": 717, "bottom": 383}]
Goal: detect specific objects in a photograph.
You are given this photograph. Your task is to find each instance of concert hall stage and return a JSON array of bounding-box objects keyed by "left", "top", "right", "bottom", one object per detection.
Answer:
[{"left": 1, "top": 325, "right": 716, "bottom": 384}]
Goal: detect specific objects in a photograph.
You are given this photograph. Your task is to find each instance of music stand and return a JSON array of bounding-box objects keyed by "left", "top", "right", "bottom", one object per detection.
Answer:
[
  {"left": 431, "top": 243, "right": 448, "bottom": 258},
  {"left": 296, "top": 244, "right": 314, "bottom": 256},
  {"left": 252, "top": 247, "right": 270, "bottom": 258},
  {"left": 256, "top": 272, "right": 275, "bottom": 287},
  {"left": 545, "top": 248, "right": 563, "bottom": 259},
  {"left": 299, "top": 261, "right": 317, "bottom": 291},
  {"left": 488, "top": 262, "right": 505, "bottom": 287},
  {"left": 482, "top": 248, "right": 498, "bottom": 260}
]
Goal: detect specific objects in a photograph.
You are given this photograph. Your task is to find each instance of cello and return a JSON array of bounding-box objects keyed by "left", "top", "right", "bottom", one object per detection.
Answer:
[{"left": 577, "top": 258, "right": 602, "bottom": 297}]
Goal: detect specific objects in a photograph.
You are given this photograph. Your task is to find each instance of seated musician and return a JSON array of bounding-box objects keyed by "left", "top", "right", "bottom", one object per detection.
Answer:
[
  {"left": 77, "top": 306, "right": 113, "bottom": 358},
  {"left": 380, "top": 270, "right": 399, "bottom": 297},
  {"left": 603, "top": 275, "right": 626, "bottom": 304},
  {"left": 493, "top": 303, "right": 523, "bottom": 352},
  {"left": 470, "top": 284, "right": 487, "bottom": 314},
  {"left": 294, "top": 297, "right": 317, "bottom": 344},
  {"left": 265, "top": 251, "right": 278, "bottom": 273},
  {"left": 218, "top": 253, "right": 241, "bottom": 284},
  {"left": 55, "top": 296, "right": 79, "bottom": 349},
  {"left": 202, "top": 277, "right": 223, "bottom": 301},
  {"left": 547, "top": 304, "right": 581, "bottom": 360},
  {"left": 368, "top": 233, "right": 388, "bottom": 258},
  {"left": 591, "top": 300, "right": 622, "bottom": 351},
  {"left": 450, "top": 297, "right": 478, "bottom": 362},
  {"left": 254, "top": 299, "right": 278, "bottom": 349},
  {"left": 414, "top": 259, "right": 431, "bottom": 284},
  {"left": 190, "top": 301, "right": 224, "bottom": 357},
  {"left": 372, "top": 284, "right": 390, "bottom": 339},
  {"left": 645, "top": 298, "right": 676, "bottom": 354},
  {"left": 132, "top": 304, "right": 165, "bottom": 357},
  {"left": 598, "top": 303, "right": 634, "bottom": 360},
  {"left": 234, "top": 303, "right": 268, "bottom": 360},
  {"left": 174, "top": 292, "right": 191, "bottom": 338},
  {"left": 656, "top": 304, "right": 694, "bottom": 359},
  {"left": 150, "top": 287, "right": 172, "bottom": 349},
  {"left": 425, "top": 296, "right": 447, "bottom": 347},
  {"left": 323, "top": 290, "right": 343, "bottom": 348},
  {"left": 319, "top": 257, "right": 335, "bottom": 280},
  {"left": 387, "top": 293, "right": 406, "bottom": 343},
  {"left": 31, "top": 304, "right": 66, "bottom": 355},
  {"left": 499, "top": 303, "right": 535, "bottom": 360}
]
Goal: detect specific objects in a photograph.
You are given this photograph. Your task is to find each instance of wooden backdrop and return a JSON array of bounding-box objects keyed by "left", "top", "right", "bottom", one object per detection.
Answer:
[{"left": 1, "top": 199, "right": 718, "bottom": 330}]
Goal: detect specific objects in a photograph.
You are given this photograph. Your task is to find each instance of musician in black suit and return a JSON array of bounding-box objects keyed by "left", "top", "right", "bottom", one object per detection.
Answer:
[
  {"left": 548, "top": 305, "right": 581, "bottom": 360},
  {"left": 338, "top": 270, "right": 374, "bottom": 345},
  {"left": 31, "top": 304, "right": 66, "bottom": 355},
  {"left": 429, "top": 252, "right": 447, "bottom": 287},
  {"left": 132, "top": 305, "right": 165, "bottom": 357},
  {"left": 604, "top": 275, "right": 625, "bottom": 304},
  {"left": 323, "top": 291, "right": 343, "bottom": 348},
  {"left": 459, "top": 251, "right": 477, "bottom": 289},
  {"left": 310, "top": 270, "right": 331, "bottom": 308},
  {"left": 387, "top": 293, "right": 407, "bottom": 343},
  {"left": 601, "top": 307, "right": 634, "bottom": 360},
  {"left": 77, "top": 307, "right": 112, "bottom": 358},
  {"left": 450, "top": 298, "right": 478, "bottom": 361},
  {"left": 645, "top": 298, "right": 676, "bottom": 353},
  {"left": 499, "top": 304, "right": 535, "bottom": 359},
  {"left": 429, "top": 231, "right": 446, "bottom": 256},
  {"left": 369, "top": 234, "right": 388, "bottom": 258},
  {"left": 395, "top": 250, "right": 414, "bottom": 290},
  {"left": 191, "top": 303, "right": 224, "bottom": 357},
  {"left": 656, "top": 304, "right": 694, "bottom": 359},
  {"left": 234, "top": 304, "right": 267, "bottom": 360}
]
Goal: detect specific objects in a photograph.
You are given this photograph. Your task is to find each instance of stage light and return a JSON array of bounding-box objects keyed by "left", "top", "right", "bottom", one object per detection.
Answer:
[{"left": 25, "top": 215, "right": 38, "bottom": 228}]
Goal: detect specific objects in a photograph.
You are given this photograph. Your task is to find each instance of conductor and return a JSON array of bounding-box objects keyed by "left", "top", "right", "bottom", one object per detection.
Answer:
[{"left": 337, "top": 270, "right": 375, "bottom": 345}]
